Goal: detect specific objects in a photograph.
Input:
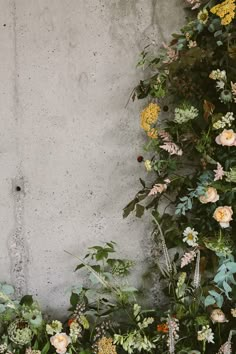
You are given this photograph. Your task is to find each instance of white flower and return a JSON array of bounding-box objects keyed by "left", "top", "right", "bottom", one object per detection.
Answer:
[
  {"left": 213, "top": 112, "right": 235, "bottom": 130},
  {"left": 183, "top": 227, "right": 198, "bottom": 246},
  {"left": 216, "top": 80, "right": 225, "bottom": 91},
  {"left": 209, "top": 69, "right": 226, "bottom": 81},
  {"left": 197, "top": 325, "right": 214, "bottom": 343},
  {"left": 50, "top": 333, "right": 71, "bottom": 354},
  {"left": 174, "top": 106, "right": 198, "bottom": 124}
]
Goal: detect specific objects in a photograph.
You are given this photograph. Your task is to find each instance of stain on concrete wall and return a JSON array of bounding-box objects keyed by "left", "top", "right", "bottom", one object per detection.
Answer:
[{"left": 0, "top": 0, "right": 184, "bottom": 315}]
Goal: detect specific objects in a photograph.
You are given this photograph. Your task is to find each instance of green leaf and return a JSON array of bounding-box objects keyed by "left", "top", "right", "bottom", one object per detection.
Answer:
[
  {"left": 20, "top": 295, "right": 33, "bottom": 306},
  {"left": 70, "top": 292, "right": 79, "bottom": 307},
  {"left": 1, "top": 284, "right": 14, "bottom": 295},
  {"left": 41, "top": 341, "right": 50, "bottom": 354},
  {"left": 75, "top": 263, "right": 85, "bottom": 271},
  {"left": 204, "top": 295, "right": 215, "bottom": 307},
  {"left": 135, "top": 204, "right": 145, "bottom": 218},
  {"left": 0, "top": 304, "right": 6, "bottom": 313}
]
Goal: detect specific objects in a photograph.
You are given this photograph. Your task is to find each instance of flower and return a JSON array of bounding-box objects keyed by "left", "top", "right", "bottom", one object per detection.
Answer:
[
  {"left": 26, "top": 349, "right": 41, "bottom": 354},
  {"left": 144, "top": 160, "right": 152, "bottom": 172},
  {"left": 174, "top": 105, "right": 198, "bottom": 124},
  {"left": 157, "top": 323, "right": 169, "bottom": 333},
  {"left": 210, "top": 0, "right": 236, "bottom": 25},
  {"left": 209, "top": 69, "right": 226, "bottom": 81},
  {"left": 220, "top": 89, "right": 233, "bottom": 103},
  {"left": 97, "top": 337, "right": 117, "bottom": 354},
  {"left": 46, "top": 320, "right": 63, "bottom": 335},
  {"left": 7, "top": 320, "right": 33, "bottom": 346},
  {"left": 160, "top": 141, "right": 183, "bottom": 156},
  {"left": 69, "top": 321, "right": 82, "bottom": 343},
  {"left": 211, "top": 309, "right": 228, "bottom": 323},
  {"left": 140, "top": 103, "right": 160, "bottom": 132},
  {"left": 181, "top": 249, "right": 197, "bottom": 268},
  {"left": 214, "top": 163, "right": 225, "bottom": 181},
  {"left": 213, "top": 112, "right": 235, "bottom": 129},
  {"left": 231, "top": 81, "right": 236, "bottom": 102},
  {"left": 198, "top": 9, "right": 209, "bottom": 23},
  {"left": 183, "top": 227, "right": 198, "bottom": 246},
  {"left": 213, "top": 206, "right": 233, "bottom": 228},
  {"left": 231, "top": 308, "right": 236, "bottom": 317},
  {"left": 186, "top": 0, "right": 201, "bottom": 9},
  {"left": 50, "top": 333, "right": 71, "bottom": 354},
  {"left": 197, "top": 325, "right": 214, "bottom": 343},
  {"left": 215, "top": 129, "right": 236, "bottom": 146},
  {"left": 148, "top": 179, "right": 170, "bottom": 196},
  {"left": 147, "top": 128, "right": 158, "bottom": 139},
  {"left": 199, "top": 187, "right": 219, "bottom": 204},
  {"left": 188, "top": 40, "right": 197, "bottom": 48}
]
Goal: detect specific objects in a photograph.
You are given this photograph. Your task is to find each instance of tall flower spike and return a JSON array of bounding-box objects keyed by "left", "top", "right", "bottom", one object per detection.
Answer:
[
  {"left": 168, "top": 316, "right": 175, "bottom": 354},
  {"left": 193, "top": 250, "right": 201, "bottom": 288},
  {"left": 153, "top": 216, "right": 172, "bottom": 273},
  {"left": 217, "top": 330, "right": 232, "bottom": 354}
]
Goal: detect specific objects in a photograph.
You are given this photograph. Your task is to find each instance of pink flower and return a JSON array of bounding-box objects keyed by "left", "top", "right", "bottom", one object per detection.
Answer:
[
  {"left": 148, "top": 179, "right": 171, "bottom": 196},
  {"left": 215, "top": 129, "right": 236, "bottom": 146},
  {"left": 211, "top": 309, "right": 228, "bottom": 323},
  {"left": 50, "top": 333, "right": 71, "bottom": 354},
  {"left": 199, "top": 187, "right": 219, "bottom": 204},
  {"left": 214, "top": 163, "right": 225, "bottom": 181},
  {"left": 181, "top": 250, "right": 197, "bottom": 268}
]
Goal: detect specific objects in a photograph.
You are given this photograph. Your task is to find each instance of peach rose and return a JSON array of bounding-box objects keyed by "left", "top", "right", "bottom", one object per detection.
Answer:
[
  {"left": 210, "top": 309, "right": 228, "bottom": 323},
  {"left": 215, "top": 129, "right": 236, "bottom": 146},
  {"left": 199, "top": 187, "right": 219, "bottom": 204},
  {"left": 213, "top": 206, "right": 233, "bottom": 228},
  {"left": 50, "top": 333, "right": 71, "bottom": 354}
]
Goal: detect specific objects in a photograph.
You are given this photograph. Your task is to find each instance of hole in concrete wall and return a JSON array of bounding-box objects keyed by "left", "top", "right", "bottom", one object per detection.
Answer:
[
  {"left": 15, "top": 186, "right": 21, "bottom": 192},
  {"left": 163, "top": 105, "right": 169, "bottom": 112}
]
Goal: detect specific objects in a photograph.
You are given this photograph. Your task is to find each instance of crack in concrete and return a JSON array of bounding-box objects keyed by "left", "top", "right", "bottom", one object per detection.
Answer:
[{"left": 8, "top": 0, "right": 28, "bottom": 297}]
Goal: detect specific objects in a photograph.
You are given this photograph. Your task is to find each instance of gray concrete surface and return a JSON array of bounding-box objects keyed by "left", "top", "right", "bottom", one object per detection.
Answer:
[{"left": 0, "top": 0, "right": 184, "bottom": 315}]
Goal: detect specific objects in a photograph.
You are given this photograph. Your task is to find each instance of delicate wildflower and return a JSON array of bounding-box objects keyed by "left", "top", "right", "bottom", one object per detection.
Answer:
[
  {"left": 213, "top": 112, "right": 235, "bottom": 129},
  {"left": 213, "top": 206, "right": 233, "bottom": 228},
  {"left": 25, "top": 349, "right": 41, "bottom": 354},
  {"left": 97, "top": 337, "right": 117, "bottom": 354},
  {"left": 197, "top": 325, "right": 214, "bottom": 343},
  {"left": 214, "top": 163, "right": 225, "bottom": 181},
  {"left": 144, "top": 160, "right": 152, "bottom": 172},
  {"left": 174, "top": 105, "right": 198, "bottom": 124},
  {"left": 69, "top": 321, "right": 82, "bottom": 342},
  {"left": 215, "top": 129, "right": 236, "bottom": 146},
  {"left": 231, "top": 81, "right": 236, "bottom": 102},
  {"left": 211, "top": 309, "right": 228, "bottom": 323},
  {"left": 198, "top": 9, "right": 209, "bottom": 24},
  {"left": 193, "top": 250, "right": 201, "bottom": 288},
  {"left": 148, "top": 179, "right": 170, "bottom": 196},
  {"left": 140, "top": 103, "right": 161, "bottom": 132},
  {"left": 46, "top": 320, "right": 63, "bottom": 335},
  {"left": 188, "top": 40, "right": 197, "bottom": 48},
  {"left": 147, "top": 128, "right": 158, "bottom": 139},
  {"left": 199, "top": 186, "right": 219, "bottom": 204},
  {"left": 220, "top": 89, "right": 233, "bottom": 103},
  {"left": 157, "top": 323, "right": 169, "bottom": 333},
  {"left": 167, "top": 317, "right": 179, "bottom": 354},
  {"left": 183, "top": 227, "right": 198, "bottom": 246},
  {"left": 209, "top": 69, "right": 227, "bottom": 81},
  {"left": 231, "top": 308, "right": 236, "bottom": 317},
  {"left": 216, "top": 331, "right": 233, "bottom": 353},
  {"left": 210, "top": 0, "right": 236, "bottom": 25},
  {"left": 162, "top": 43, "right": 179, "bottom": 64},
  {"left": 181, "top": 249, "right": 197, "bottom": 268},
  {"left": 50, "top": 333, "right": 71, "bottom": 354},
  {"left": 160, "top": 142, "right": 183, "bottom": 156},
  {"left": 186, "top": 0, "right": 201, "bottom": 9},
  {"left": 216, "top": 80, "right": 226, "bottom": 90}
]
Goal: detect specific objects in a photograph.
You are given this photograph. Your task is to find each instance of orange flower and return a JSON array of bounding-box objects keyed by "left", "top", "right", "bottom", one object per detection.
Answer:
[
  {"left": 157, "top": 323, "right": 169, "bottom": 333},
  {"left": 68, "top": 318, "right": 75, "bottom": 327}
]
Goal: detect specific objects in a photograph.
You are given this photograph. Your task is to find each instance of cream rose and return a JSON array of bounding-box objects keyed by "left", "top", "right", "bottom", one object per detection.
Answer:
[
  {"left": 215, "top": 129, "right": 236, "bottom": 146},
  {"left": 199, "top": 187, "right": 219, "bottom": 204},
  {"left": 210, "top": 309, "right": 228, "bottom": 323},
  {"left": 50, "top": 333, "right": 71, "bottom": 354},
  {"left": 213, "top": 206, "right": 233, "bottom": 228}
]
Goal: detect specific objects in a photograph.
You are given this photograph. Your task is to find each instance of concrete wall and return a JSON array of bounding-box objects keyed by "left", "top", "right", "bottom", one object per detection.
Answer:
[{"left": 0, "top": 0, "right": 184, "bottom": 315}]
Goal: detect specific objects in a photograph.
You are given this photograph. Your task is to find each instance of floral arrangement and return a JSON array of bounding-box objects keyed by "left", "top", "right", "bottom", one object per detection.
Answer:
[{"left": 1, "top": 0, "right": 236, "bottom": 353}]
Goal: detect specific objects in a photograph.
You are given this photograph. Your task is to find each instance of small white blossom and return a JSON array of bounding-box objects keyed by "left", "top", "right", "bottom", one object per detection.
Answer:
[
  {"left": 174, "top": 106, "right": 198, "bottom": 124},
  {"left": 183, "top": 227, "right": 198, "bottom": 246},
  {"left": 197, "top": 325, "right": 214, "bottom": 344},
  {"left": 216, "top": 80, "right": 225, "bottom": 90},
  {"left": 209, "top": 69, "right": 227, "bottom": 81},
  {"left": 213, "top": 112, "right": 235, "bottom": 130}
]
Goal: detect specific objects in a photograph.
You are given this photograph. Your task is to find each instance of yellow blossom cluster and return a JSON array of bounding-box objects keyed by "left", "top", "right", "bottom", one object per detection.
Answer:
[
  {"left": 97, "top": 337, "right": 117, "bottom": 354},
  {"left": 140, "top": 103, "right": 160, "bottom": 139},
  {"left": 210, "top": 0, "right": 236, "bottom": 25}
]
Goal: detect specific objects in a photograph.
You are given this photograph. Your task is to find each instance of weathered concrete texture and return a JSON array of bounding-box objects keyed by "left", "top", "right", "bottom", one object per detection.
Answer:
[{"left": 0, "top": 0, "right": 184, "bottom": 315}]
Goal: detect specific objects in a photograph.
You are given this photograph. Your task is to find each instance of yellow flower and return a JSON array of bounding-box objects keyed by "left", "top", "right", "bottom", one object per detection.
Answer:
[
  {"left": 147, "top": 128, "right": 158, "bottom": 139},
  {"left": 198, "top": 9, "right": 209, "bottom": 24},
  {"left": 210, "top": 0, "right": 236, "bottom": 25},
  {"left": 97, "top": 337, "right": 117, "bottom": 354},
  {"left": 140, "top": 103, "right": 160, "bottom": 132},
  {"left": 144, "top": 160, "right": 152, "bottom": 172}
]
